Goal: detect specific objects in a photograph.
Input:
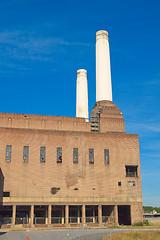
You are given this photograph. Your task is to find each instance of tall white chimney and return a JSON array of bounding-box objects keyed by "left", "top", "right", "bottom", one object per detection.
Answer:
[
  {"left": 76, "top": 69, "right": 89, "bottom": 121},
  {"left": 96, "top": 30, "right": 112, "bottom": 102}
]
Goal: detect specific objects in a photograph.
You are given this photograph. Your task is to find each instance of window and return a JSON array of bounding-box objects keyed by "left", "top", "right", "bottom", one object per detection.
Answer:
[
  {"left": 57, "top": 147, "right": 62, "bottom": 163},
  {"left": 104, "top": 149, "right": 109, "bottom": 164},
  {"left": 128, "top": 181, "right": 136, "bottom": 187},
  {"left": 23, "top": 146, "right": 29, "bottom": 162},
  {"left": 5, "top": 145, "right": 12, "bottom": 161},
  {"left": 40, "top": 147, "right": 46, "bottom": 163},
  {"left": 118, "top": 182, "right": 121, "bottom": 186},
  {"left": 89, "top": 149, "right": 94, "bottom": 164},
  {"left": 125, "top": 165, "right": 138, "bottom": 177},
  {"left": 3, "top": 192, "right": 10, "bottom": 197},
  {"left": 73, "top": 148, "right": 78, "bottom": 163}
]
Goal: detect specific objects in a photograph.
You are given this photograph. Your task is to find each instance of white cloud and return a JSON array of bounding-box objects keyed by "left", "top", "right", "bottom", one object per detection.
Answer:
[{"left": 0, "top": 30, "right": 91, "bottom": 62}]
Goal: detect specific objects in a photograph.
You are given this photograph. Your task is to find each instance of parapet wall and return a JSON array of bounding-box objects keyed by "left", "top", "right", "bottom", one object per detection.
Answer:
[{"left": 0, "top": 113, "right": 90, "bottom": 132}]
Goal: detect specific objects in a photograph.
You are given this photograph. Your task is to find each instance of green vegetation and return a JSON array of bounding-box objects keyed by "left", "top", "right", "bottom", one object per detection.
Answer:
[
  {"left": 132, "top": 221, "right": 149, "bottom": 226},
  {"left": 143, "top": 206, "right": 160, "bottom": 213},
  {"left": 103, "top": 231, "right": 160, "bottom": 240}
]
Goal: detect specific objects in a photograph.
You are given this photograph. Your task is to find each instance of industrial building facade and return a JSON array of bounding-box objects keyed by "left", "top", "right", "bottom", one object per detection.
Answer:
[{"left": 0, "top": 30, "right": 143, "bottom": 228}]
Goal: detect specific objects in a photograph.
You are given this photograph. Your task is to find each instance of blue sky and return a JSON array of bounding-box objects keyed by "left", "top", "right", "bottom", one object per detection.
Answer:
[{"left": 0, "top": 0, "right": 160, "bottom": 206}]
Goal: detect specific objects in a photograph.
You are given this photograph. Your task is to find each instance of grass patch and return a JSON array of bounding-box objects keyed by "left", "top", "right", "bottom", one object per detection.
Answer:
[
  {"left": 132, "top": 221, "right": 149, "bottom": 226},
  {"left": 103, "top": 231, "right": 160, "bottom": 240}
]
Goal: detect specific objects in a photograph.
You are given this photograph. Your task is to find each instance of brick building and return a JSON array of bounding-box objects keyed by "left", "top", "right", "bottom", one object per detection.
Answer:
[{"left": 0, "top": 30, "right": 143, "bottom": 228}]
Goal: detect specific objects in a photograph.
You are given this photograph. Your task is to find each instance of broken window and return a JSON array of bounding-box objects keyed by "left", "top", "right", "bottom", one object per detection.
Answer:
[
  {"left": 73, "top": 148, "right": 78, "bottom": 163},
  {"left": 57, "top": 147, "right": 62, "bottom": 163},
  {"left": 5, "top": 145, "right": 12, "bottom": 161},
  {"left": 89, "top": 149, "right": 94, "bottom": 164},
  {"left": 128, "top": 181, "right": 136, "bottom": 187},
  {"left": 104, "top": 149, "right": 109, "bottom": 164},
  {"left": 125, "top": 165, "right": 138, "bottom": 177},
  {"left": 23, "top": 146, "right": 29, "bottom": 162},
  {"left": 40, "top": 147, "right": 46, "bottom": 163}
]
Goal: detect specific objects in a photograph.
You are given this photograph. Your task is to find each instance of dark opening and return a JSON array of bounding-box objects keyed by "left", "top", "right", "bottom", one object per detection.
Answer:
[
  {"left": 69, "top": 206, "right": 82, "bottom": 223},
  {"left": 3, "top": 192, "right": 10, "bottom": 197},
  {"left": 52, "top": 205, "right": 65, "bottom": 224},
  {"left": 118, "top": 182, "right": 121, "bottom": 186},
  {"left": 16, "top": 205, "right": 30, "bottom": 225},
  {"left": 125, "top": 165, "right": 138, "bottom": 177},
  {"left": 118, "top": 205, "right": 131, "bottom": 225}
]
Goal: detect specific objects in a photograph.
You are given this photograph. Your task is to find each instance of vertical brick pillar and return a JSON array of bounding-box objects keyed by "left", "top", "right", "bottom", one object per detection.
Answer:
[
  {"left": 65, "top": 205, "right": 69, "bottom": 225},
  {"left": 98, "top": 205, "right": 102, "bottom": 225},
  {"left": 12, "top": 205, "right": 16, "bottom": 226},
  {"left": 48, "top": 205, "right": 52, "bottom": 225},
  {"left": 82, "top": 204, "right": 86, "bottom": 225},
  {"left": 114, "top": 205, "right": 118, "bottom": 225},
  {"left": 30, "top": 205, "right": 34, "bottom": 226}
]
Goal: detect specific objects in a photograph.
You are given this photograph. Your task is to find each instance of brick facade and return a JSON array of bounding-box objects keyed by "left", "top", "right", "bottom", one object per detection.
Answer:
[{"left": 0, "top": 100, "right": 143, "bottom": 227}]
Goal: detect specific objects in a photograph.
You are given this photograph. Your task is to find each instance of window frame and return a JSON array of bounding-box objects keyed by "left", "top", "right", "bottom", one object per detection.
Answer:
[
  {"left": 125, "top": 165, "right": 138, "bottom": 177},
  {"left": 5, "top": 145, "right": 12, "bottom": 161},
  {"left": 73, "top": 148, "right": 78, "bottom": 164},
  {"left": 104, "top": 149, "right": 109, "bottom": 164},
  {"left": 40, "top": 146, "right": 46, "bottom": 163},
  {"left": 89, "top": 148, "right": 94, "bottom": 164},
  {"left": 23, "top": 146, "right": 29, "bottom": 163},
  {"left": 57, "top": 147, "right": 62, "bottom": 163}
]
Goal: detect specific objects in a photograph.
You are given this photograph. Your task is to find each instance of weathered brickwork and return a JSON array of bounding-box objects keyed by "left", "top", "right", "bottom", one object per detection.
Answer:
[{"left": 0, "top": 100, "right": 143, "bottom": 227}]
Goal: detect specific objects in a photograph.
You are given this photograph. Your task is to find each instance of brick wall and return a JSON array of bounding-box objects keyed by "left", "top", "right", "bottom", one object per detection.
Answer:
[{"left": 0, "top": 127, "right": 142, "bottom": 205}]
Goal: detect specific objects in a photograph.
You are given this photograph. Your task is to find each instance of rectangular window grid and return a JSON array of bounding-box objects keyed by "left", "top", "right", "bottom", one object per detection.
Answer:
[
  {"left": 23, "top": 146, "right": 29, "bottom": 162},
  {"left": 104, "top": 149, "right": 109, "bottom": 164},
  {"left": 125, "top": 165, "right": 138, "bottom": 177},
  {"left": 73, "top": 148, "right": 78, "bottom": 163},
  {"left": 89, "top": 149, "right": 94, "bottom": 164},
  {"left": 40, "top": 147, "right": 46, "bottom": 163},
  {"left": 57, "top": 147, "right": 62, "bottom": 163},
  {"left": 5, "top": 145, "right": 12, "bottom": 161}
]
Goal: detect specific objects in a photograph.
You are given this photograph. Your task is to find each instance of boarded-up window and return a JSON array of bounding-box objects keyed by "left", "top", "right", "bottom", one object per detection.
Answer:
[
  {"left": 40, "top": 147, "right": 46, "bottom": 163},
  {"left": 5, "top": 145, "right": 12, "bottom": 161},
  {"left": 23, "top": 146, "right": 29, "bottom": 162},
  {"left": 89, "top": 149, "right": 94, "bottom": 164},
  {"left": 73, "top": 148, "right": 78, "bottom": 163},
  {"left": 104, "top": 149, "right": 109, "bottom": 164},
  {"left": 57, "top": 147, "right": 62, "bottom": 163}
]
